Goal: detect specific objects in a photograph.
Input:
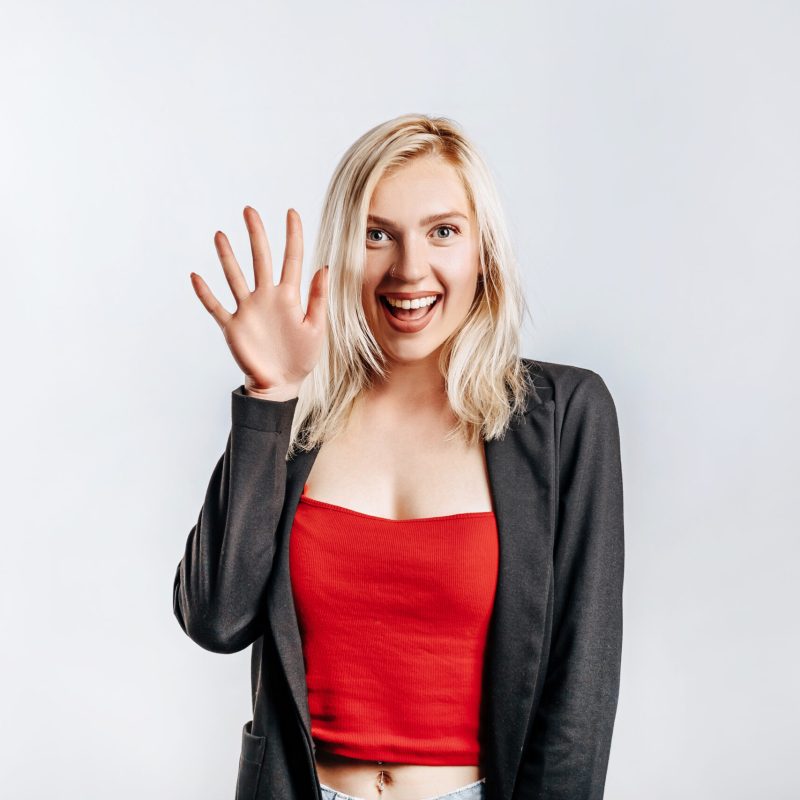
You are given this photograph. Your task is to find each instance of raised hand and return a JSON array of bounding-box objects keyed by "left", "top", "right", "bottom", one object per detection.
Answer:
[{"left": 190, "top": 206, "right": 328, "bottom": 400}]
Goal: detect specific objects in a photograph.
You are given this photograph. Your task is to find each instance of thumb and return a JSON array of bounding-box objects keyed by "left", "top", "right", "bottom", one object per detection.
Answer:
[{"left": 305, "top": 265, "right": 329, "bottom": 330}]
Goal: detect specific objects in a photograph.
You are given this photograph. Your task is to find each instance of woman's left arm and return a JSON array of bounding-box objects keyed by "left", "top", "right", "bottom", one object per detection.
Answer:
[{"left": 517, "top": 370, "right": 625, "bottom": 799}]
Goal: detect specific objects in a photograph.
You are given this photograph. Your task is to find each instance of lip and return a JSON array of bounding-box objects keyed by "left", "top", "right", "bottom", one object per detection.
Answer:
[{"left": 379, "top": 294, "right": 441, "bottom": 333}]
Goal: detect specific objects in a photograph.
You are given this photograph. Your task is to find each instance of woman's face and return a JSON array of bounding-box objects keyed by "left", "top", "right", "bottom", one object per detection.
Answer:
[{"left": 361, "top": 155, "right": 481, "bottom": 365}]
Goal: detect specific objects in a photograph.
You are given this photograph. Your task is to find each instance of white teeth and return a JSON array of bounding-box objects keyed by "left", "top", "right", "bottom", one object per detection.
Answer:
[{"left": 384, "top": 295, "right": 438, "bottom": 309}]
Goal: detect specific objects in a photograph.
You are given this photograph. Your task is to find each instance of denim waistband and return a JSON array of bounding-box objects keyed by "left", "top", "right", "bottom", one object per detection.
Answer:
[{"left": 319, "top": 775, "right": 486, "bottom": 800}]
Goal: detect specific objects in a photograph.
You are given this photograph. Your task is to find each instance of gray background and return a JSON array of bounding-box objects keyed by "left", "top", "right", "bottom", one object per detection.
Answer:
[{"left": 2, "top": 1, "right": 798, "bottom": 798}]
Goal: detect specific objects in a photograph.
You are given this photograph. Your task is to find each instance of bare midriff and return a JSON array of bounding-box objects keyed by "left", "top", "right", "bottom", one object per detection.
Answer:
[{"left": 314, "top": 748, "right": 484, "bottom": 799}]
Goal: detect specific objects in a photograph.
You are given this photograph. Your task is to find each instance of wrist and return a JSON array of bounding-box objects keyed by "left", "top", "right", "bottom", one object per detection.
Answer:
[{"left": 244, "top": 383, "right": 300, "bottom": 402}]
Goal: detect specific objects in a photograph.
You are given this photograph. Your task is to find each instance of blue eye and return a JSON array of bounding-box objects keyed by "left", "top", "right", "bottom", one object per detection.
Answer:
[
  {"left": 434, "top": 224, "right": 458, "bottom": 238},
  {"left": 366, "top": 225, "right": 459, "bottom": 243}
]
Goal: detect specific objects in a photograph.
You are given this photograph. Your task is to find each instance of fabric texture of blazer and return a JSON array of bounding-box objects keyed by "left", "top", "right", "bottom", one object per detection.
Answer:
[{"left": 172, "top": 357, "right": 625, "bottom": 800}]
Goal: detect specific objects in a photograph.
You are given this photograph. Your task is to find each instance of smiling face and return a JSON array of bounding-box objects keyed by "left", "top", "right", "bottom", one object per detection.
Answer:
[{"left": 361, "top": 155, "right": 481, "bottom": 365}]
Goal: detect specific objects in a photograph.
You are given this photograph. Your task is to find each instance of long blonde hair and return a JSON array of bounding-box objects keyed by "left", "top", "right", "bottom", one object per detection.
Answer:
[{"left": 287, "top": 113, "right": 534, "bottom": 459}]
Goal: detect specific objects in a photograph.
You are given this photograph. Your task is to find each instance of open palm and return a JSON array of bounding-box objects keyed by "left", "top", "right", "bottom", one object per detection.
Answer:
[{"left": 190, "top": 206, "right": 328, "bottom": 396}]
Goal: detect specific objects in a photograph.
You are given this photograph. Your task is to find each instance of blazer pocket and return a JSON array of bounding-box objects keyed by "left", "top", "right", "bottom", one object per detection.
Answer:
[{"left": 234, "top": 719, "right": 267, "bottom": 800}]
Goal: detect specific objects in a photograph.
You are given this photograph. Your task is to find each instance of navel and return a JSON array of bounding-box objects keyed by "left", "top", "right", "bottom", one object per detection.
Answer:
[{"left": 375, "top": 761, "right": 392, "bottom": 792}]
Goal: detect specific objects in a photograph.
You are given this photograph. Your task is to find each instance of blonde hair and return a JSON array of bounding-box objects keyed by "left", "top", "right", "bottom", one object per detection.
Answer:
[{"left": 287, "top": 113, "right": 534, "bottom": 459}]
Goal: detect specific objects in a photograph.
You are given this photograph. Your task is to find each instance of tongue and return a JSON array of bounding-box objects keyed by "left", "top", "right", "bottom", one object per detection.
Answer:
[{"left": 391, "top": 303, "right": 430, "bottom": 320}]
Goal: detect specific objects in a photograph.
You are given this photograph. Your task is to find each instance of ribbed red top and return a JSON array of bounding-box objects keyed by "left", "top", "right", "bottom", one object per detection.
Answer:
[{"left": 289, "top": 484, "right": 499, "bottom": 765}]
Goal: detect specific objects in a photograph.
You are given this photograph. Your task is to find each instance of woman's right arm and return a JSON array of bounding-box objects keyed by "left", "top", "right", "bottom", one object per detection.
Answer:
[
  {"left": 172, "top": 387, "right": 298, "bottom": 653},
  {"left": 172, "top": 205, "right": 327, "bottom": 653}
]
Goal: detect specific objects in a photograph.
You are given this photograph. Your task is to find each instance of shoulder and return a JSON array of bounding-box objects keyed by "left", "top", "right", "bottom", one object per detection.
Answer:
[{"left": 520, "top": 357, "right": 618, "bottom": 423}]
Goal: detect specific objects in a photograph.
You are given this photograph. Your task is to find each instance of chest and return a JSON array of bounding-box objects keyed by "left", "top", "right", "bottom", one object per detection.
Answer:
[{"left": 304, "top": 422, "right": 494, "bottom": 521}]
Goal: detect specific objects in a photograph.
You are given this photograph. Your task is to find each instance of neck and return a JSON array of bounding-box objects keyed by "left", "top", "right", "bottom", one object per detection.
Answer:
[{"left": 367, "top": 354, "right": 448, "bottom": 410}]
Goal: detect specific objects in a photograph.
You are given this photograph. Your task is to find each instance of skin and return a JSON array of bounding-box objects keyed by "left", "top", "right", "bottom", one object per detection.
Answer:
[
  {"left": 357, "top": 154, "right": 482, "bottom": 423},
  {"left": 191, "top": 154, "right": 485, "bottom": 798},
  {"left": 191, "top": 205, "right": 329, "bottom": 403}
]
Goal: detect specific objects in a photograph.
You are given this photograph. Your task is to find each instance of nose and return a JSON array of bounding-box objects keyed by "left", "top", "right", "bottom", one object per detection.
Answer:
[{"left": 389, "top": 239, "right": 432, "bottom": 284}]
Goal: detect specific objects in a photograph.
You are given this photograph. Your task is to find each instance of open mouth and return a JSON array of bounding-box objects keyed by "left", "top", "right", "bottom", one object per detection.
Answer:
[{"left": 379, "top": 294, "right": 441, "bottom": 321}]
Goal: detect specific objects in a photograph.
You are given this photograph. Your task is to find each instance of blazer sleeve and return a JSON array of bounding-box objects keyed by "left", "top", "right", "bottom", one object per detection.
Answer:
[
  {"left": 517, "top": 370, "right": 625, "bottom": 799},
  {"left": 172, "top": 385, "right": 299, "bottom": 654}
]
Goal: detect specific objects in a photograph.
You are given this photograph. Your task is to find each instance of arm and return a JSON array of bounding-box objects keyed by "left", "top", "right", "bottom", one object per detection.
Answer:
[
  {"left": 517, "top": 370, "right": 625, "bottom": 799},
  {"left": 172, "top": 385, "right": 299, "bottom": 654}
]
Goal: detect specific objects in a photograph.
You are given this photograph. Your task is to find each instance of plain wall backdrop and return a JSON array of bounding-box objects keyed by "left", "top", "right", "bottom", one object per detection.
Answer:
[{"left": 2, "top": 1, "right": 798, "bottom": 798}]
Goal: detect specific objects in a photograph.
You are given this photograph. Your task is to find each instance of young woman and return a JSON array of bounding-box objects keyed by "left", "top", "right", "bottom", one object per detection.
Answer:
[{"left": 173, "top": 114, "right": 624, "bottom": 800}]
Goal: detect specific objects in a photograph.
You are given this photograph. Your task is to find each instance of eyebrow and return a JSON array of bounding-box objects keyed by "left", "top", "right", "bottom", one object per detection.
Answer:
[{"left": 366, "top": 211, "right": 469, "bottom": 228}]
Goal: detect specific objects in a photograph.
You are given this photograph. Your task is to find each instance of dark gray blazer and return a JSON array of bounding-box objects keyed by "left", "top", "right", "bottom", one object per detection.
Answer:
[{"left": 173, "top": 358, "right": 625, "bottom": 800}]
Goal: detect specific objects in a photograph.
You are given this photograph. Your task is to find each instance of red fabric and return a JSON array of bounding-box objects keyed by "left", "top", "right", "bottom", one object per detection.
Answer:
[{"left": 289, "top": 484, "right": 499, "bottom": 765}]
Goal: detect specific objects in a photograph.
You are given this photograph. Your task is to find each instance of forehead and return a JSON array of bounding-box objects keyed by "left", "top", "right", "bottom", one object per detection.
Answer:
[{"left": 368, "top": 156, "right": 470, "bottom": 219}]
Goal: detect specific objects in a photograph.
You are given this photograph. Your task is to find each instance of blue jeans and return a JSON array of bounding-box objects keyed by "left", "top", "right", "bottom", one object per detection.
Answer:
[{"left": 319, "top": 776, "right": 486, "bottom": 800}]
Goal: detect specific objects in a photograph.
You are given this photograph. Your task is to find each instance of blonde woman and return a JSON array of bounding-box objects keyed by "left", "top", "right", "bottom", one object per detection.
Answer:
[{"left": 173, "top": 114, "right": 624, "bottom": 800}]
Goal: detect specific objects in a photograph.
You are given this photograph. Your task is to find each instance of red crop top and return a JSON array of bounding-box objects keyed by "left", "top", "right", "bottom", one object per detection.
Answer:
[{"left": 289, "top": 484, "right": 499, "bottom": 765}]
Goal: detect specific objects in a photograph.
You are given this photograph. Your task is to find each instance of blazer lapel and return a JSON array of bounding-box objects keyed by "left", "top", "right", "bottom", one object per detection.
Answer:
[
  {"left": 265, "top": 443, "right": 320, "bottom": 745},
  {"left": 480, "top": 387, "right": 555, "bottom": 800},
  {"left": 266, "top": 384, "right": 556, "bottom": 800}
]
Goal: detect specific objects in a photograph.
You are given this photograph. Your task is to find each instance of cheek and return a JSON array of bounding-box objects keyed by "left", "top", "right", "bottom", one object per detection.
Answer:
[
  {"left": 362, "top": 259, "right": 385, "bottom": 293},
  {"left": 442, "top": 263, "right": 480, "bottom": 305},
  {"left": 444, "top": 287, "right": 476, "bottom": 319},
  {"left": 360, "top": 286, "right": 375, "bottom": 313}
]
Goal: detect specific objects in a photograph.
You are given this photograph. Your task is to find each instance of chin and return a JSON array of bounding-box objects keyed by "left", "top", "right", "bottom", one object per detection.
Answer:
[{"left": 381, "top": 339, "right": 446, "bottom": 363}]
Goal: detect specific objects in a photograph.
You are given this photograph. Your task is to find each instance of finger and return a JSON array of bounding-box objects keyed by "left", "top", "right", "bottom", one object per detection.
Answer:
[
  {"left": 279, "top": 208, "right": 303, "bottom": 291},
  {"left": 304, "top": 265, "right": 329, "bottom": 331},
  {"left": 191, "top": 272, "right": 232, "bottom": 330},
  {"left": 213, "top": 230, "right": 251, "bottom": 306},
  {"left": 243, "top": 206, "right": 273, "bottom": 289}
]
